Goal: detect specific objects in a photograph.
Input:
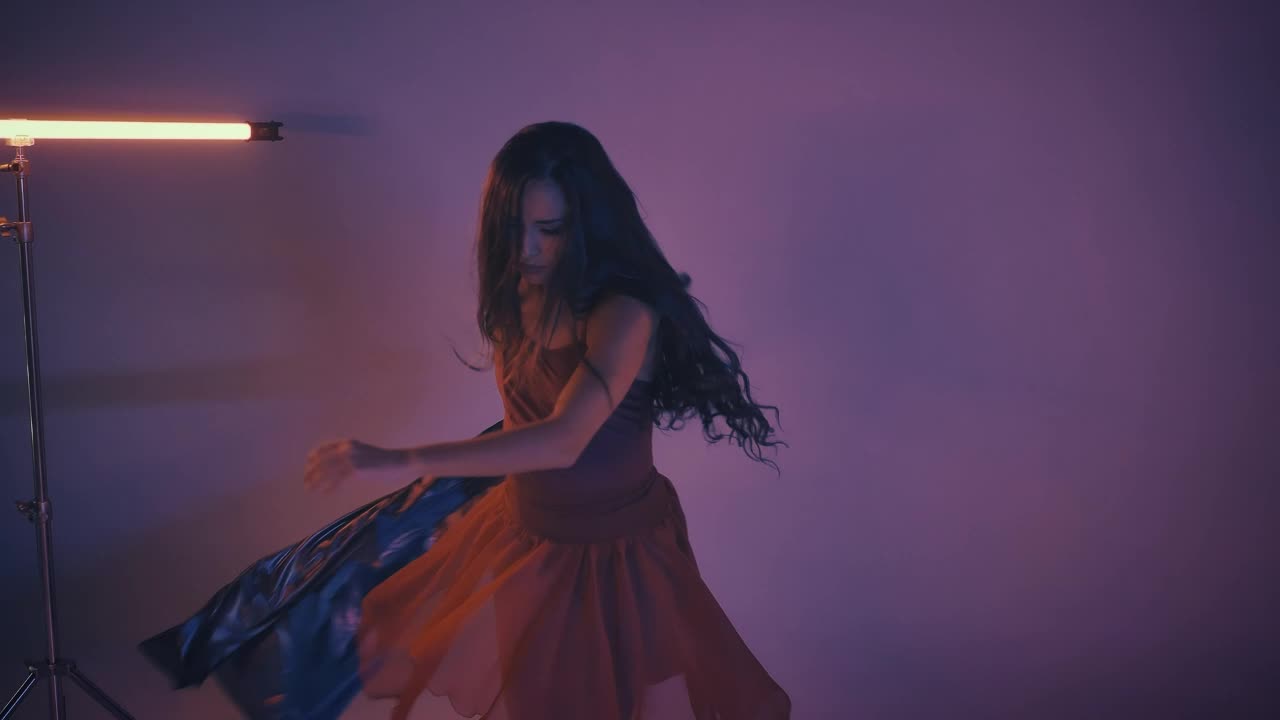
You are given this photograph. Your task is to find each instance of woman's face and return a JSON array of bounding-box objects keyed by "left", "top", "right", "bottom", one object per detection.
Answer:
[{"left": 515, "top": 178, "right": 567, "bottom": 285}]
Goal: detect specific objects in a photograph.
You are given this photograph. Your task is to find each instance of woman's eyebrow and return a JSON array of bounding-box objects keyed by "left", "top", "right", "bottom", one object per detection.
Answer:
[{"left": 508, "top": 216, "right": 563, "bottom": 225}]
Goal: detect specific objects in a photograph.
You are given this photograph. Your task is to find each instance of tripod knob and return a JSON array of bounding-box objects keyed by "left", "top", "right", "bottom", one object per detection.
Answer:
[
  {"left": 0, "top": 217, "right": 33, "bottom": 243},
  {"left": 14, "top": 499, "right": 47, "bottom": 523}
]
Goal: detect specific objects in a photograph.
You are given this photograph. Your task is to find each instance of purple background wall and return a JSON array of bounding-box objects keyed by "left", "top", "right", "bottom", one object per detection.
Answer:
[{"left": 2, "top": 2, "right": 1276, "bottom": 718}]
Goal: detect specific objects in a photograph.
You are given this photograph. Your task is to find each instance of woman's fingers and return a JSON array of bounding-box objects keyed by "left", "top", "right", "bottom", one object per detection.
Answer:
[{"left": 304, "top": 448, "right": 352, "bottom": 492}]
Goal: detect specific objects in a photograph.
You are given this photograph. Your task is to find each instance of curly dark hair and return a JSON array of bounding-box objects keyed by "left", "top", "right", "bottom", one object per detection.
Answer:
[{"left": 454, "top": 121, "right": 786, "bottom": 473}]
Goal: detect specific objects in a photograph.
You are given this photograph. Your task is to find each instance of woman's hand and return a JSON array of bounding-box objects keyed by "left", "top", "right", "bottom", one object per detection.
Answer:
[{"left": 303, "top": 439, "right": 405, "bottom": 493}]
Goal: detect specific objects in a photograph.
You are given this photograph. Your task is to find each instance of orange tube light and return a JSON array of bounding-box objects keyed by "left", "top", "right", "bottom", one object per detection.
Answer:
[{"left": 1, "top": 118, "right": 252, "bottom": 141}]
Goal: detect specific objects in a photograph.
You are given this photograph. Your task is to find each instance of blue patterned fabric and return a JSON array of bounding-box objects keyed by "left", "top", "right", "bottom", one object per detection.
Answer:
[{"left": 138, "top": 420, "right": 506, "bottom": 720}]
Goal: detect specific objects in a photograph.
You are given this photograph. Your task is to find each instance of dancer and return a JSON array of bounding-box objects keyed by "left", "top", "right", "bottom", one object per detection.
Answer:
[{"left": 141, "top": 121, "right": 790, "bottom": 720}]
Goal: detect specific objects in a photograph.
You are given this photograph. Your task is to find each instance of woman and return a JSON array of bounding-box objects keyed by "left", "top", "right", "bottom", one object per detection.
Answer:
[{"left": 141, "top": 121, "right": 790, "bottom": 720}]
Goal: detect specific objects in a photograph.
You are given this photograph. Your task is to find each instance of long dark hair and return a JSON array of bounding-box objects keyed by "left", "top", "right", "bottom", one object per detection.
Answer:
[{"left": 458, "top": 121, "right": 786, "bottom": 473}]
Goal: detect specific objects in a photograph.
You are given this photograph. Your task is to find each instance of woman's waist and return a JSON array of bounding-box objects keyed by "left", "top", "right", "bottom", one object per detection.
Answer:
[
  {"left": 507, "top": 463, "right": 657, "bottom": 508},
  {"left": 503, "top": 467, "right": 671, "bottom": 542}
]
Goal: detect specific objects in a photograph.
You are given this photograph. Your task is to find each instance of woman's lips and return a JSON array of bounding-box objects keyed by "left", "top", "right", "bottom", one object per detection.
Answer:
[{"left": 521, "top": 264, "right": 546, "bottom": 272}]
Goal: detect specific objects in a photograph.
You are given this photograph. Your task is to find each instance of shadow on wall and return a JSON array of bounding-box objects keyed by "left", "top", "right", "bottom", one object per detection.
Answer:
[{"left": 0, "top": 343, "right": 457, "bottom": 416}]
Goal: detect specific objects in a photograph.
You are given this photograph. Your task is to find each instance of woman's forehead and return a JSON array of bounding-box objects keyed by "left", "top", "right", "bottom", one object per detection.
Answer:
[{"left": 520, "top": 178, "right": 565, "bottom": 218}]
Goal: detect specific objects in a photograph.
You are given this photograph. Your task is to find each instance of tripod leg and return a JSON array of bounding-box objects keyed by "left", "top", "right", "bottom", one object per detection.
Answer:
[
  {"left": 66, "top": 665, "right": 136, "bottom": 720},
  {"left": 0, "top": 670, "right": 39, "bottom": 720},
  {"left": 48, "top": 673, "right": 66, "bottom": 720}
]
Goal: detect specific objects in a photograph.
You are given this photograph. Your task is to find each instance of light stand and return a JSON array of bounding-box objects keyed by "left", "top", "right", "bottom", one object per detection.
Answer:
[{"left": 0, "top": 119, "right": 282, "bottom": 720}]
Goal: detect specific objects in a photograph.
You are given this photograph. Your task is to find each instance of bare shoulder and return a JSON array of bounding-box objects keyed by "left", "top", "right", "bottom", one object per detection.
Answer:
[
  {"left": 585, "top": 293, "right": 659, "bottom": 340},
  {"left": 587, "top": 294, "right": 659, "bottom": 376},
  {"left": 549, "top": 294, "right": 658, "bottom": 458}
]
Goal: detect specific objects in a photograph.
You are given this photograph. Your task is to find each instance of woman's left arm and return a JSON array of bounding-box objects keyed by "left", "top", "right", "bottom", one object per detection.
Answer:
[
  {"left": 393, "top": 417, "right": 576, "bottom": 478},
  {"left": 303, "top": 419, "right": 573, "bottom": 493},
  {"left": 303, "top": 294, "right": 654, "bottom": 492}
]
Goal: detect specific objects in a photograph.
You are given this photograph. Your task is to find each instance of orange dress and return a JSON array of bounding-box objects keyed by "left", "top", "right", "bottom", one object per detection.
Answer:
[{"left": 356, "top": 342, "right": 791, "bottom": 719}]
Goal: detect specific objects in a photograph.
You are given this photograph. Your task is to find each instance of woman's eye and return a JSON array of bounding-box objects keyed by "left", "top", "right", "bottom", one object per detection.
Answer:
[{"left": 540, "top": 227, "right": 563, "bottom": 236}]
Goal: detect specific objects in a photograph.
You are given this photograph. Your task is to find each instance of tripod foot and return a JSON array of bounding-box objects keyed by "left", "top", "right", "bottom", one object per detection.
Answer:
[
  {"left": 2, "top": 660, "right": 136, "bottom": 720},
  {"left": 67, "top": 664, "right": 136, "bottom": 720},
  {"left": 1, "top": 670, "right": 38, "bottom": 720}
]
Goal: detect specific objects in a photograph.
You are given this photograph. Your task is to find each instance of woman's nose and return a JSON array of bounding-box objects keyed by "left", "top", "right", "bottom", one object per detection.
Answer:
[{"left": 524, "top": 230, "right": 542, "bottom": 254}]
